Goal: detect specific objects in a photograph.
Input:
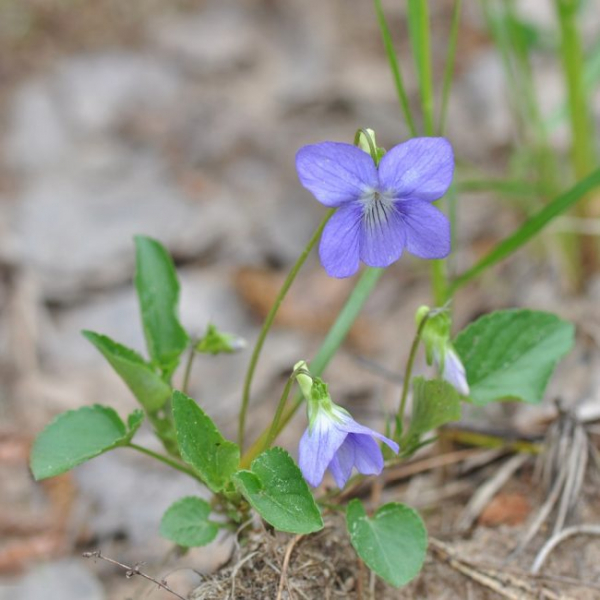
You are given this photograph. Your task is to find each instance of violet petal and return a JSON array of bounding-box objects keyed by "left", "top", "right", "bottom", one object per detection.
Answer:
[
  {"left": 351, "top": 434, "right": 385, "bottom": 476},
  {"left": 398, "top": 199, "right": 451, "bottom": 259},
  {"left": 296, "top": 142, "right": 378, "bottom": 207},
  {"left": 328, "top": 438, "right": 356, "bottom": 488},
  {"left": 378, "top": 138, "right": 454, "bottom": 202},
  {"left": 359, "top": 202, "right": 407, "bottom": 268},
  {"left": 298, "top": 413, "right": 348, "bottom": 487},
  {"left": 319, "top": 203, "right": 362, "bottom": 278}
]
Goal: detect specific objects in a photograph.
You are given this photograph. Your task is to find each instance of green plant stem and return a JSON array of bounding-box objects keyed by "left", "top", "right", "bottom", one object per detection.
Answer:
[
  {"left": 127, "top": 443, "right": 202, "bottom": 481},
  {"left": 409, "top": 0, "right": 435, "bottom": 136},
  {"left": 262, "top": 376, "right": 296, "bottom": 454},
  {"left": 238, "top": 209, "right": 334, "bottom": 450},
  {"left": 181, "top": 344, "right": 196, "bottom": 395},
  {"left": 555, "top": 0, "right": 596, "bottom": 182},
  {"left": 394, "top": 313, "right": 429, "bottom": 439},
  {"left": 240, "top": 267, "right": 384, "bottom": 468},
  {"left": 374, "top": 0, "right": 417, "bottom": 136},
  {"left": 448, "top": 168, "right": 600, "bottom": 294},
  {"left": 438, "top": 0, "right": 462, "bottom": 135},
  {"left": 407, "top": 0, "right": 449, "bottom": 302},
  {"left": 430, "top": 260, "right": 448, "bottom": 305}
]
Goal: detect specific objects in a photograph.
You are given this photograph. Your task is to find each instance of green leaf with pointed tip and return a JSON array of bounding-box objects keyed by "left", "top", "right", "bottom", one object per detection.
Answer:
[
  {"left": 30, "top": 405, "right": 137, "bottom": 480},
  {"left": 82, "top": 331, "right": 172, "bottom": 412},
  {"left": 405, "top": 378, "right": 461, "bottom": 442},
  {"left": 172, "top": 391, "right": 239, "bottom": 492},
  {"left": 134, "top": 236, "right": 188, "bottom": 377},
  {"left": 346, "top": 499, "right": 427, "bottom": 588},
  {"left": 233, "top": 447, "right": 323, "bottom": 534},
  {"left": 454, "top": 309, "right": 574, "bottom": 405},
  {"left": 160, "top": 496, "right": 219, "bottom": 547}
]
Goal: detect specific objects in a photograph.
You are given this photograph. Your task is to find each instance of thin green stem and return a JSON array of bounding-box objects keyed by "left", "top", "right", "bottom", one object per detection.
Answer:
[
  {"left": 555, "top": 0, "right": 596, "bottom": 181},
  {"left": 409, "top": 0, "right": 435, "bottom": 136},
  {"left": 127, "top": 443, "right": 202, "bottom": 481},
  {"left": 354, "top": 128, "right": 377, "bottom": 161},
  {"left": 373, "top": 0, "right": 418, "bottom": 136},
  {"left": 181, "top": 344, "right": 196, "bottom": 395},
  {"left": 438, "top": 0, "right": 462, "bottom": 135},
  {"left": 430, "top": 260, "right": 448, "bottom": 304},
  {"left": 240, "top": 267, "right": 384, "bottom": 468},
  {"left": 238, "top": 209, "right": 335, "bottom": 449},
  {"left": 262, "top": 375, "right": 296, "bottom": 453},
  {"left": 406, "top": 0, "right": 449, "bottom": 301},
  {"left": 394, "top": 313, "right": 429, "bottom": 439}
]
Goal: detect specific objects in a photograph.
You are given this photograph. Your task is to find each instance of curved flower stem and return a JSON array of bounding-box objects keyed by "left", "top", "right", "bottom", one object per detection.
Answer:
[
  {"left": 181, "top": 342, "right": 197, "bottom": 395},
  {"left": 127, "top": 443, "right": 203, "bottom": 482},
  {"left": 240, "top": 267, "right": 384, "bottom": 468},
  {"left": 237, "top": 209, "right": 335, "bottom": 450},
  {"left": 394, "top": 312, "right": 429, "bottom": 440},
  {"left": 255, "top": 374, "right": 298, "bottom": 460}
]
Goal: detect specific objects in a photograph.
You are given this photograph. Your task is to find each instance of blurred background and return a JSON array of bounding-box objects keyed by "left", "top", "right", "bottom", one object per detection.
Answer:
[{"left": 1, "top": 0, "right": 600, "bottom": 598}]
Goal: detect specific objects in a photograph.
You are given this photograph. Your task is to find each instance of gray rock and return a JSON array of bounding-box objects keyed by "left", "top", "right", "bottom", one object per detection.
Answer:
[
  {"left": 0, "top": 560, "right": 104, "bottom": 600},
  {"left": 151, "top": 3, "right": 259, "bottom": 75},
  {"left": 9, "top": 149, "right": 239, "bottom": 300},
  {"left": 74, "top": 444, "right": 202, "bottom": 552},
  {"left": 5, "top": 52, "right": 181, "bottom": 175}
]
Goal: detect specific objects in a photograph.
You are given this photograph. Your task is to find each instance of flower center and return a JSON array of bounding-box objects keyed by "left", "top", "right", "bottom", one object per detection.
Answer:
[{"left": 360, "top": 189, "right": 395, "bottom": 232}]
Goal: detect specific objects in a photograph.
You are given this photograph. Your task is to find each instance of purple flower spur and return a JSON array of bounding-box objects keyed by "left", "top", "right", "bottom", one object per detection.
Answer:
[
  {"left": 299, "top": 403, "right": 399, "bottom": 489},
  {"left": 296, "top": 137, "right": 454, "bottom": 278}
]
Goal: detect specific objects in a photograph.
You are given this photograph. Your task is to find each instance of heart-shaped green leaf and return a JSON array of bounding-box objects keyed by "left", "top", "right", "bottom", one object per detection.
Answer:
[
  {"left": 160, "top": 496, "right": 219, "bottom": 547},
  {"left": 233, "top": 448, "right": 323, "bottom": 534},
  {"left": 172, "top": 391, "right": 239, "bottom": 492},
  {"left": 30, "top": 405, "right": 140, "bottom": 480},
  {"left": 346, "top": 499, "right": 427, "bottom": 588},
  {"left": 454, "top": 309, "right": 574, "bottom": 405}
]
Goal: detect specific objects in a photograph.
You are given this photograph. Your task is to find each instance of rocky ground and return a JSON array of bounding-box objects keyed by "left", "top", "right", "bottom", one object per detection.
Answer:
[{"left": 1, "top": 0, "right": 600, "bottom": 598}]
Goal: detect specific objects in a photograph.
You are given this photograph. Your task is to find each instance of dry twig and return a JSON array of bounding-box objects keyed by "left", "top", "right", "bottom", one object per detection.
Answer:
[
  {"left": 82, "top": 550, "right": 187, "bottom": 600},
  {"left": 275, "top": 535, "right": 303, "bottom": 600},
  {"left": 429, "top": 538, "right": 564, "bottom": 600},
  {"left": 531, "top": 525, "right": 600, "bottom": 574},
  {"left": 457, "top": 453, "right": 529, "bottom": 532}
]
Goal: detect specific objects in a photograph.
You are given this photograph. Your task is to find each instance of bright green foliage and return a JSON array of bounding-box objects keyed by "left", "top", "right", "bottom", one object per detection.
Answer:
[
  {"left": 160, "top": 496, "right": 219, "bottom": 547},
  {"left": 134, "top": 236, "right": 189, "bottom": 378},
  {"left": 233, "top": 448, "right": 323, "bottom": 534},
  {"left": 454, "top": 309, "right": 574, "bottom": 405},
  {"left": 172, "top": 391, "right": 239, "bottom": 492},
  {"left": 30, "top": 406, "right": 142, "bottom": 480},
  {"left": 82, "top": 331, "right": 172, "bottom": 412},
  {"left": 405, "top": 378, "right": 461, "bottom": 443},
  {"left": 346, "top": 499, "right": 427, "bottom": 588}
]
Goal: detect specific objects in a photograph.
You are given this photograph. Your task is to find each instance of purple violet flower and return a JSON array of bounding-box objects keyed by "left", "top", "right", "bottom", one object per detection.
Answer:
[
  {"left": 299, "top": 403, "right": 399, "bottom": 488},
  {"left": 296, "top": 137, "right": 454, "bottom": 277}
]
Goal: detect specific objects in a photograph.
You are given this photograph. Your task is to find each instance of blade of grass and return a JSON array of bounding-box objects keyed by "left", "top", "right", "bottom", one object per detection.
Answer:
[
  {"left": 448, "top": 168, "right": 600, "bottom": 294},
  {"left": 438, "top": 0, "right": 463, "bottom": 135},
  {"left": 373, "top": 0, "right": 417, "bottom": 137},
  {"left": 456, "top": 179, "right": 540, "bottom": 197},
  {"left": 546, "top": 37, "right": 600, "bottom": 132}
]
